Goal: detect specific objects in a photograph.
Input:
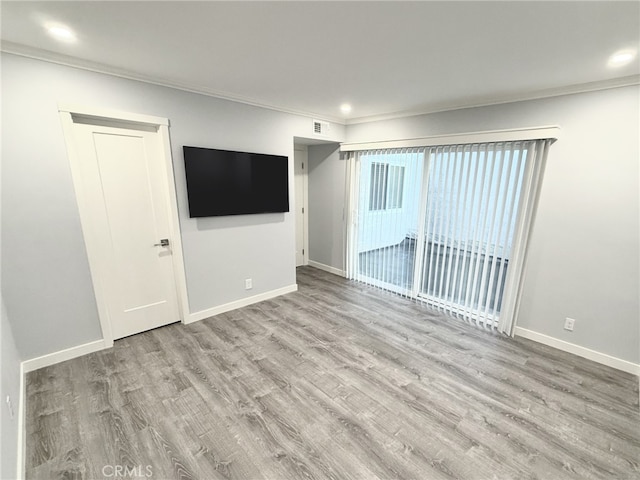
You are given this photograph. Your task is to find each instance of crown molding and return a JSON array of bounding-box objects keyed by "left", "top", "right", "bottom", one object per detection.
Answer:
[
  {"left": 345, "top": 75, "right": 640, "bottom": 125},
  {"left": 0, "top": 41, "right": 347, "bottom": 125},
  {"left": 3, "top": 41, "right": 638, "bottom": 128}
]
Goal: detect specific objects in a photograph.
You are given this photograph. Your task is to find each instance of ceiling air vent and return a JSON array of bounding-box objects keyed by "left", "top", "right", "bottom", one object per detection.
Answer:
[{"left": 313, "top": 120, "right": 330, "bottom": 136}]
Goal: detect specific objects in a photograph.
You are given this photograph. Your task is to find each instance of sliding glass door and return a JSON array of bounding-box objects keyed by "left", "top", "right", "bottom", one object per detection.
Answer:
[
  {"left": 346, "top": 139, "right": 550, "bottom": 333},
  {"left": 354, "top": 149, "right": 425, "bottom": 295}
]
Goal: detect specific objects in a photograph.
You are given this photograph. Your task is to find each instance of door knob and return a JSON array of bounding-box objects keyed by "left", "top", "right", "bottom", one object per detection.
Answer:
[{"left": 154, "top": 239, "right": 170, "bottom": 247}]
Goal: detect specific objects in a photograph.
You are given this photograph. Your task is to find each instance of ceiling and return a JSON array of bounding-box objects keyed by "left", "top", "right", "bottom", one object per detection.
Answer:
[{"left": 1, "top": 1, "right": 639, "bottom": 124}]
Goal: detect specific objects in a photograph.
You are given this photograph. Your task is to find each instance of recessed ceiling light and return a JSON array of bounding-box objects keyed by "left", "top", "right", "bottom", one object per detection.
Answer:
[
  {"left": 608, "top": 49, "right": 636, "bottom": 67},
  {"left": 46, "top": 24, "right": 76, "bottom": 42},
  {"left": 340, "top": 103, "right": 352, "bottom": 114}
]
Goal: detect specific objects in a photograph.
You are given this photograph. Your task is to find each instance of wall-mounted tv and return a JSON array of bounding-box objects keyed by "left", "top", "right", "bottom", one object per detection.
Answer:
[{"left": 183, "top": 146, "right": 289, "bottom": 218}]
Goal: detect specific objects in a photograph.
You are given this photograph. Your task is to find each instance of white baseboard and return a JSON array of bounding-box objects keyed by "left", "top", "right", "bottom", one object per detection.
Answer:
[
  {"left": 308, "top": 260, "right": 345, "bottom": 277},
  {"left": 20, "top": 285, "right": 299, "bottom": 368},
  {"left": 22, "top": 338, "right": 108, "bottom": 374},
  {"left": 515, "top": 327, "right": 640, "bottom": 376},
  {"left": 186, "top": 284, "right": 298, "bottom": 324},
  {"left": 16, "top": 362, "right": 25, "bottom": 480}
]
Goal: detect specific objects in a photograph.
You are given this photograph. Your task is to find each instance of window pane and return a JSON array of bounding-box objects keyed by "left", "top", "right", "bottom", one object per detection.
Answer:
[{"left": 356, "top": 151, "right": 425, "bottom": 294}]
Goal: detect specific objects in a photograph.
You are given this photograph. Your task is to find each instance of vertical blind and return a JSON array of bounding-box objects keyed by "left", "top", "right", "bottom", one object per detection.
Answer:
[{"left": 345, "top": 138, "right": 552, "bottom": 335}]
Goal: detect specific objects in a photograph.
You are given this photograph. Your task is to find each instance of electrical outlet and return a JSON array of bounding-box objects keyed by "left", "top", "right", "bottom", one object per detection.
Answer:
[
  {"left": 6, "top": 395, "right": 14, "bottom": 419},
  {"left": 245, "top": 278, "right": 252, "bottom": 290},
  {"left": 564, "top": 317, "right": 575, "bottom": 331}
]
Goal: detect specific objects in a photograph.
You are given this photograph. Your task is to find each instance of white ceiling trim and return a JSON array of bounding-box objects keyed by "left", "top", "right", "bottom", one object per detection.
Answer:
[
  {"left": 1, "top": 41, "right": 346, "bottom": 125},
  {"left": 345, "top": 75, "right": 640, "bottom": 125},
  {"left": 3, "top": 41, "right": 638, "bottom": 127}
]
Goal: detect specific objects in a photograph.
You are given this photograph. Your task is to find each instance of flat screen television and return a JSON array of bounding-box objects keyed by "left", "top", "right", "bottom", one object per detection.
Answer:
[{"left": 183, "top": 146, "right": 289, "bottom": 218}]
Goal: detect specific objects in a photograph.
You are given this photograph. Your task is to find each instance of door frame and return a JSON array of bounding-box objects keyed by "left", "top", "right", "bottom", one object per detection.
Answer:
[
  {"left": 59, "top": 103, "right": 189, "bottom": 347},
  {"left": 294, "top": 145, "right": 309, "bottom": 266}
]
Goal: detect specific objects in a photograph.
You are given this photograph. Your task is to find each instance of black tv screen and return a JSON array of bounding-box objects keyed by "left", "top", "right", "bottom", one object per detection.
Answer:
[{"left": 183, "top": 146, "right": 289, "bottom": 218}]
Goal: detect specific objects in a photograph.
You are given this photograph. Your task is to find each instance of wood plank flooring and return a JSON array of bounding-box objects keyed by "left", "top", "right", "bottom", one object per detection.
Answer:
[{"left": 25, "top": 266, "right": 640, "bottom": 479}]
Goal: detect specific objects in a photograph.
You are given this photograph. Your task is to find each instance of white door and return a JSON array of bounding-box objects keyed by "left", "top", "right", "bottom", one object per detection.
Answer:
[
  {"left": 294, "top": 147, "right": 308, "bottom": 266},
  {"left": 68, "top": 118, "right": 180, "bottom": 339}
]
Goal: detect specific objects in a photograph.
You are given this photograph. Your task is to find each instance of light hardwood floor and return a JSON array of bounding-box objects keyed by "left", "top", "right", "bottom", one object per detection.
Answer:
[{"left": 26, "top": 267, "right": 639, "bottom": 479}]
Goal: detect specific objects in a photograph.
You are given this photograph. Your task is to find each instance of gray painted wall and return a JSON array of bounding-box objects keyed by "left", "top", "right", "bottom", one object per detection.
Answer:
[
  {"left": 307, "top": 144, "right": 344, "bottom": 270},
  {"left": 346, "top": 86, "right": 640, "bottom": 364},
  {"left": 1, "top": 53, "right": 345, "bottom": 359},
  {"left": 1, "top": 298, "right": 21, "bottom": 480},
  {"left": 2, "top": 52, "right": 638, "bottom": 367}
]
